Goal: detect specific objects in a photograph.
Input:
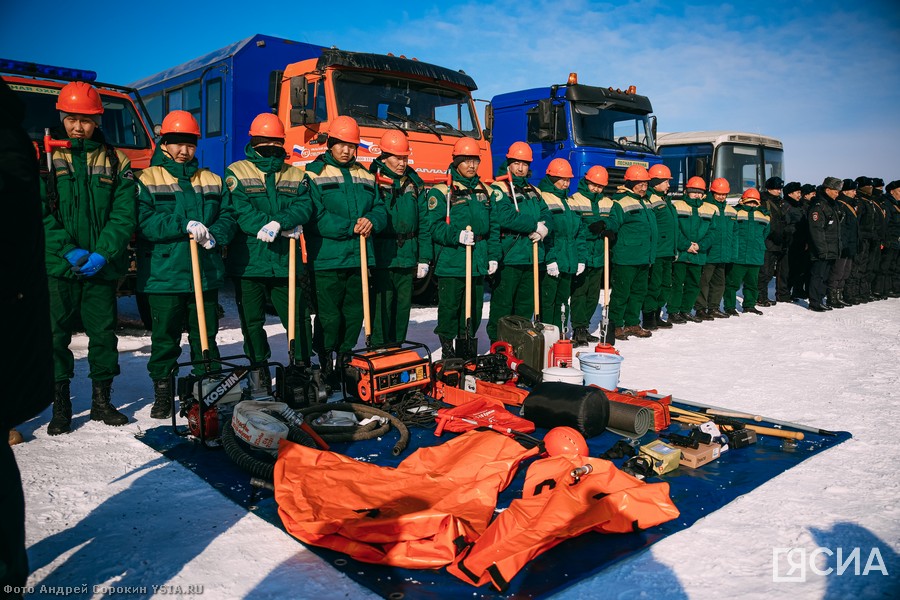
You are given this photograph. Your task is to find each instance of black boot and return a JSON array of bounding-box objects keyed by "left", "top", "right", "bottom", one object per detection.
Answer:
[
  {"left": 48, "top": 380, "right": 72, "bottom": 436},
  {"left": 90, "top": 380, "right": 128, "bottom": 426},
  {"left": 641, "top": 311, "right": 658, "bottom": 331},
  {"left": 319, "top": 352, "right": 340, "bottom": 389},
  {"left": 572, "top": 328, "right": 589, "bottom": 347},
  {"left": 829, "top": 289, "right": 845, "bottom": 308},
  {"left": 150, "top": 379, "right": 173, "bottom": 419},
  {"left": 252, "top": 366, "right": 272, "bottom": 393},
  {"left": 439, "top": 336, "right": 456, "bottom": 358},
  {"left": 655, "top": 308, "right": 673, "bottom": 329}
]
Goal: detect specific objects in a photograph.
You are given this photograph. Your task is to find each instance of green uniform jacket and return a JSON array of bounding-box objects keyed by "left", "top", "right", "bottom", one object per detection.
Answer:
[
  {"left": 490, "top": 172, "right": 552, "bottom": 266},
  {"left": 733, "top": 203, "right": 770, "bottom": 266},
  {"left": 672, "top": 196, "right": 717, "bottom": 265},
  {"left": 539, "top": 177, "right": 586, "bottom": 275},
  {"left": 136, "top": 146, "right": 235, "bottom": 293},
  {"left": 648, "top": 190, "right": 677, "bottom": 259},
  {"left": 370, "top": 157, "right": 427, "bottom": 269},
  {"left": 302, "top": 152, "right": 387, "bottom": 270},
  {"left": 224, "top": 144, "right": 312, "bottom": 278},
  {"left": 425, "top": 167, "right": 496, "bottom": 277},
  {"left": 704, "top": 195, "right": 738, "bottom": 264},
  {"left": 42, "top": 136, "right": 136, "bottom": 280},
  {"left": 569, "top": 178, "right": 613, "bottom": 269},
  {"left": 607, "top": 189, "right": 658, "bottom": 266}
]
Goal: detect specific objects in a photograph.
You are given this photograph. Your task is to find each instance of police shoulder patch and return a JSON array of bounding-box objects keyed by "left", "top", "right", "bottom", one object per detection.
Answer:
[
  {"left": 812, "top": 212, "right": 819, "bottom": 221},
  {"left": 225, "top": 175, "right": 238, "bottom": 192}
]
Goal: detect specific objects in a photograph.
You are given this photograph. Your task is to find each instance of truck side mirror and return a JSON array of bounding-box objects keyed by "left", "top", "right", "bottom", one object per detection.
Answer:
[
  {"left": 649, "top": 115, "right": 657, "bottom": 147},
  {"left": 483, "top": 104, "right": 493, "bottom": 142},
  {"left": 268, "top": 70, "right": 283, "bottom": 110},
  {"left": 694, "top": 157, "right": 708, "bottom": 180},
  {"left": 289, "top": 76, "right": 309, "bottom": 125},
  {"left": 527, "top": 98, "right": 563, "bottom": 142}
]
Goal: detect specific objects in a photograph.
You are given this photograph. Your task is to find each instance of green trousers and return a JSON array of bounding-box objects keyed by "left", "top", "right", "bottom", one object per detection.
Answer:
[
  {"left": 48, "top": 276, "right": 119, "bottom": 383},
  {"left": 313, "top": 268, "right": 364, "bottom": 354},
  {"left": 372, "top": 267, "right": 414, "bottom": 346},
  {"left": 671, "top": 262, "right": 702, "bottom": 313},
  {"left": 608, "top": 264, "right": 649, "bottom": 327},
  {"left": 435, "top": 275, "right": 485, "bottom": 340},
  {"left": 643, "top": 255, "right": 674, "bottom": 312},
  {"left": 570, "top": 266, "right": 604, "bottom": 329},
  {"left": 540, "top": 272, "right": 573, "bottom": 332},
  {"left": 233, "top": 277, "right": 312, "bottom": 364},
  {"left": 724, "top": 264, "right": 761, "bottom": 310},
  {"left": 487, "top": 265, "right": 534, "bottom": 341},
  {"left": 695, "top": 263, "right": 729, "bottom": 311},
  {"left": 146, "top": 289, "right": 221, "bottom": 381}
]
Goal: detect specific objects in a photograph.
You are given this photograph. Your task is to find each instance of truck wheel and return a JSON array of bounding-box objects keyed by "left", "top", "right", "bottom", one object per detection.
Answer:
[{"left": 136, "top": 293, "right": 153, "bottom": 330}]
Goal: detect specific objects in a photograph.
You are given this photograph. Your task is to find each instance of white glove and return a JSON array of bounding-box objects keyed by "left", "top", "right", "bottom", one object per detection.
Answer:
[
  {"left": 416, "top": 263, "right": 430, "bottom": 279},
  {"left": 459, "top": 230, "right": 475, "bottom": 246},
  {"left": 281, "top": 225, "right": 302, "bottom": 240},
  {"left": 547, "top": 262, "right": 560, "bottom": 277},
  {"left": 528, "top": 231, "right": 541, "bottom": 242},
  {"left": 186, "top": 221, "right": 210, "bottom": 245},
  {"left": 202, "top": 234, "right": 216, "bottom": 250},
  {"left": 535, "top": 221, "right": 549, "bottom": 240},
  {"left": 488, "top": 260, "right": 498, "bottom": 275},
  {"left": 257, "top": 220, "right": 281, "bottom": 242},
  {"left": 576, "top": 263, "right": 585, "bottom": 276}
]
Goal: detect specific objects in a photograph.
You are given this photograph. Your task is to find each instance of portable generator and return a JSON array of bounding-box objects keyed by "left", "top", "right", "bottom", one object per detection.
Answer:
[{"left": 341, "top": 341, "right": 432, "bottom": 404}]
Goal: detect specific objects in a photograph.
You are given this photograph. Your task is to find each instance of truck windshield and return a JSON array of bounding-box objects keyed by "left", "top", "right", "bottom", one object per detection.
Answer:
[
  {"left": 714, "top": 143, "right": 785, "bottom": 193},
  {"left": 571, "top": 103, "right": 654, "bottom": 151},
  {"left": 10, "top": 83, "right": 152, "bottom": 150},
  {"left": 332, "top": 70, "right": 480, "bottom": 138}
]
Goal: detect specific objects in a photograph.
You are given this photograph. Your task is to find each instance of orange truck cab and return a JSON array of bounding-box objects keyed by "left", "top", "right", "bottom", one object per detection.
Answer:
[
  {"left": 272, "top": 48, "right": 491, "bottom": 184},
  {"left": 1, "top": 58, "right": 155, "bottom": 171}
]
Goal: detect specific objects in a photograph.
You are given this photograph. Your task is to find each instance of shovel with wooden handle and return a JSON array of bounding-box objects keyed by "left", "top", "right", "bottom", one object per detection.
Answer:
[
  {"left": 188, "top": 235, "right": 212, "bottom": 370},
  {"left": 455, "top": 226, "right": 478, "bottom": 359}
]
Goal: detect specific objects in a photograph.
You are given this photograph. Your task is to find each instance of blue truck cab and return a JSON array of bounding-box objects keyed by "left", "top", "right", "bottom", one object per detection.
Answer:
[{"left": 487, "top": 74, "right": 660, "bottom": 190}]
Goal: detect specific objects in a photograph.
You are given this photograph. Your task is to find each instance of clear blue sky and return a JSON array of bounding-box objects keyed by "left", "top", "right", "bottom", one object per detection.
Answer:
[{"left": 3, "top": 0, "right": 899, "bottom": 184}]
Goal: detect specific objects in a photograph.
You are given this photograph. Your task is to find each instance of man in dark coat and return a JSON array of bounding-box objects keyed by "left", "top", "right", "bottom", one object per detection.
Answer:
[
  {"left": 0, "top": 79, "right": 54, "bottom": 594},
  {"left": 807, "top": 177, "right": 843, "bottom": 311},
  {"left": 782, "top": 182, "right": 808, "bottom": 300},
  {"left": 829, "top": 181, "right": 860, "bottom": 306},
  {"left": 757, "top": 176, "right": 785, "bottom": 305}
]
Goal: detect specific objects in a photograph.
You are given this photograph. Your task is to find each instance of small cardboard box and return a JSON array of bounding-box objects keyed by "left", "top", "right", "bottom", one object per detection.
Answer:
[
  {"left": 639, "top": 439, "right": 681, "bottom": 475},
  {"left": 679, "top": 442, "right": 721, "bottom": 469}
]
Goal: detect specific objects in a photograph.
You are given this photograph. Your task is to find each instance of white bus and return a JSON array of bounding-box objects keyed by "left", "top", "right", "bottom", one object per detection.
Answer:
[{"left": 657, "top": 130, "right": 784, "bottom": 201}]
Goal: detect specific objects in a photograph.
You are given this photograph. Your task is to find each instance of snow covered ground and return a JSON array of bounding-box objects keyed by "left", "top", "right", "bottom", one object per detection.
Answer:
[{"left": 11, "top": 286, "right": 900, "bottom": 599}]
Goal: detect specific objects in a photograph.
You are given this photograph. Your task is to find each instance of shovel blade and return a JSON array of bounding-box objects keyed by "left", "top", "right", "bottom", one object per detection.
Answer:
[{"left": 455, "top": 336, "right": 478, "bottom": 360}]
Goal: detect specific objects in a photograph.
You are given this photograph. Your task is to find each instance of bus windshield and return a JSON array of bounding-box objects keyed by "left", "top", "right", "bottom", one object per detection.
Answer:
[
  {"left": 571, "top": 103, "right": 655, "bottom": 152},
  {"left": 714, "top": 143, "right": 785, "bottom": 193},
  {"left": 332, "top": 70, "right": 480, "bottom": 138},
  {"left": 10, "top": 83, "right": 152, "bottom": 150}
]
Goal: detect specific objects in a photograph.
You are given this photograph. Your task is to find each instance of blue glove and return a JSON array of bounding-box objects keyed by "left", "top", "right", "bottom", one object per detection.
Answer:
[
  {"left": 64, "top": 248, "right": 90, "bottom": 267},
  {"left": 77, "top": 252, "right": 107, "bottom": 277}
]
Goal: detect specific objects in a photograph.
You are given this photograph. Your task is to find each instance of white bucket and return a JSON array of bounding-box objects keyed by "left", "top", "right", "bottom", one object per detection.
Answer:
[
  {"left": 579, "top": 352, "right": 624, "bottom": 390},
  {"left": 542, "top": 366, "right": 584, "bottom": 385}
]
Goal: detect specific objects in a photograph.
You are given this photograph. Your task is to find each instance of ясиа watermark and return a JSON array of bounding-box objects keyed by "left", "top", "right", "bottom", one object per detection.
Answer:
[{"left": 773, "top": 546, "right": 889, "bottom": 582}]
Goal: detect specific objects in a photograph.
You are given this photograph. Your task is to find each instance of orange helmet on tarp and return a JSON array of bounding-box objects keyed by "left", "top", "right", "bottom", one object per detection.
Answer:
[
  {"left": 543, "top": 426, "right": 589, "bottom": 457},
  {"left": 447, "top": 454, "right": 680, "bottom": 592},
  {"left": 274, "top": 430, "right": 538, "bottom": 569}
]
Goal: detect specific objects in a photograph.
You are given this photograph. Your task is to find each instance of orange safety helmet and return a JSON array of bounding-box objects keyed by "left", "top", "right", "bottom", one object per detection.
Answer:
[
  {"left": 452, "top": 136, "right": 481, "bottom": 157},
  {"left": 741, "top": 188, "right": 761, "bottom": 200},
  {"left": 56, "top": 81, "right": 104, "bottom": 115},
  {"left": 328, "top": 115, "right": 361, "bottom": 145},
  {"left": 710, "top": 177, "right": 731, "bottom": 194},
  {"left": 379, "top": 130, "right": 410, "bottom": 156},
  {"left": 648, "top": 164, "right": 672, "bottom": 180},
  {"left": 624, "top": 164, "right": 651, "bottom": 182},
  {"left": 546, "top": 158, "right": 574, "bottom": 179},
  {"left": 543, "top": 427, "right": 589, "bottom": 457},
  {"left": 585, "top": 165, "right": 609, "bottom": 186},
  {"left": 685, "top": 176, "right": 707, "bottom": 191},
  {"left": 249, "top": 113, "right": 285, "bottom": 138},
  {"left": 506, "top": 141, "right": 533, "bottom": 162},
  {"left": 160, "top": 110, "right": 201, "bottom": 136}
]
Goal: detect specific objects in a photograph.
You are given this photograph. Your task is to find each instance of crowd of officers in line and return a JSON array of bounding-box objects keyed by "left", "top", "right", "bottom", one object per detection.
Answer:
[{"left": 42, "top": 81, "right": 900, "bottom": 437}]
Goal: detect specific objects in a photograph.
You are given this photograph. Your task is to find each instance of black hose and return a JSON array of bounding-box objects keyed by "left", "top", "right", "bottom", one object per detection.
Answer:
[
  {"left": 300, "top": 401, "right": 411, "bottom": 456},
  {"left": 221, "top": 418, "right": 316, "bottom": 481}
]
